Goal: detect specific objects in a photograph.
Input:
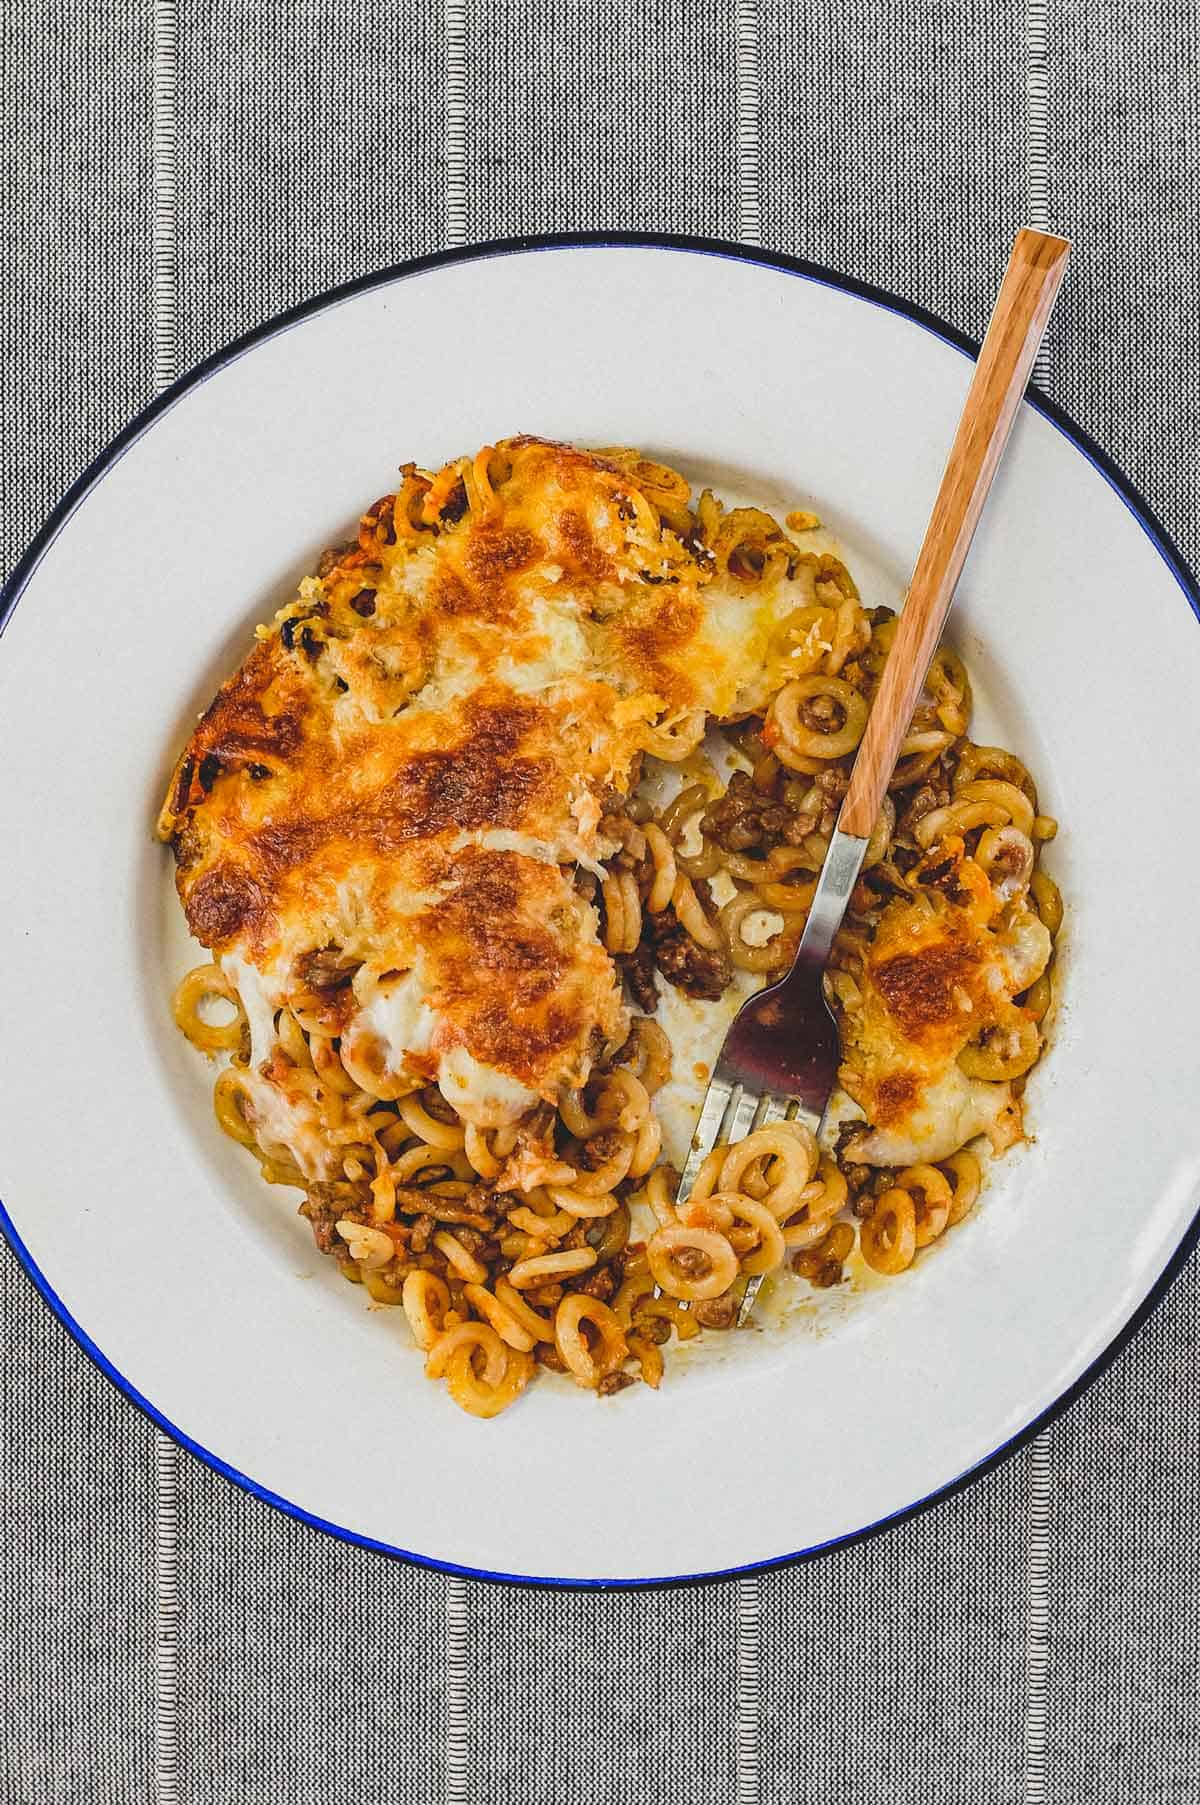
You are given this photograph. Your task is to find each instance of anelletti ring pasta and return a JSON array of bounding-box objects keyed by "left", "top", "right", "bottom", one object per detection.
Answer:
[{"left": 160, "top": 437, "right": 1061, "bottom": 1416}]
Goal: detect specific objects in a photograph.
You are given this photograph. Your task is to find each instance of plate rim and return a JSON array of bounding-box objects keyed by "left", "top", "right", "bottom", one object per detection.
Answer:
[{"left": 2, "top": 229, "right": 1198, "bottom": 1590}]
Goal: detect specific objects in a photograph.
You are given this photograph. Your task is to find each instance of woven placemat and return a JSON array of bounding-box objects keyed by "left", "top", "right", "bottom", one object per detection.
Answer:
[{"left": 2, "top": 1, "right": 1198, "bottom": 1799}]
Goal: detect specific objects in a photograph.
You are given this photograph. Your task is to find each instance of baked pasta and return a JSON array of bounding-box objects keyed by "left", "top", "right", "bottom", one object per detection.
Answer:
[{"left": 159, "top": 437, "right": 1060, "bottom": 1415}]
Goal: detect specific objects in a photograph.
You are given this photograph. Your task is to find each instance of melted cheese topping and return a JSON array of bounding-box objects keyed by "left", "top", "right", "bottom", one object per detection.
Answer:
[
  {"left": 836, "top": 863, "right": 1051, "bottom": 1166},
  {"left": 159, "top": 438, "right": 828, "bottom": 1152}
]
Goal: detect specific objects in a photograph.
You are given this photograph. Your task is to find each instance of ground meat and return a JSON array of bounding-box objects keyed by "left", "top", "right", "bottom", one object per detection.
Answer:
[
  {"left": 647, "top": 906, "right": 731, "bottom": 1001},
  {"left": 616, "top": 939, "right": 658, "bottom": 1012},
  {"left": 534, "top": 1344, "right": 567, "bottom": 1373},
  {"left": 409, "top": 1215, "right": 434, "bottom": 1253},
  {"left": 630, "top": 1311, "right": 670, "bottom": 1346},
  {"left": 577, "top": 1128, "right": 624, "bottom": 1171},
  {"left": 703, "top": 770, "right": 813, "bottom": 852},
  {"left": 598, "top": 1371, "right": 638, "bottom": 1396},
  {"left": 575, "top": 1265, "right": 618, "bottom": 1303},
  {"left": 299, "top": 1185, "right": 367, "bottom": 1254},
  {"left": 672, "top": 1246, "right": 711, "bottom": 1278},
  {"left": 791, "top": 1251, "right": 845, "bottom": 1288},
  {"left": 693, "top": 1294, "right": 738, "bottom": 1330},
  {"left": 294, "top": 943, "right": 359, "bottom": 995},
  {"left": 393, "top": 1185, "right": 499, "bottom": 1230},
  {"left": 898, "top": 780, "right": 950, "bottom": 837}
]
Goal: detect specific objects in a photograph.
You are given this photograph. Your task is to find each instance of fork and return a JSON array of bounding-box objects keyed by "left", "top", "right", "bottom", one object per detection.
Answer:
[{"left": 669, "top": 226, "right": 1071, "bottom": 1326}]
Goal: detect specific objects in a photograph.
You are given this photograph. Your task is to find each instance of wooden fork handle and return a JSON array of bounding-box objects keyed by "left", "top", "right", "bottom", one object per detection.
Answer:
[{"left": 838, "top": 227, "right": 1070, "bottom": 840}]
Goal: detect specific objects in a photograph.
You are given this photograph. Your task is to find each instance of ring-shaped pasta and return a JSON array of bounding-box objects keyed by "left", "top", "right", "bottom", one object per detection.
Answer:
[
  {"left": 638, "top": 1167, "right": 680, "bottom": 1228},
  {"left": 914, "top": 799, "right": 1009, "bottom": 849},
  {"left": 954, "top": 743, "right": 1037, "bottom": 804},
  {"left": 779, "top": 1156, "right": 849, "bottom": 1249},
  {"left": 770, "top": 675, "right": 869, "bottom": 760},
  {"left": 722, "top": 1194, "right": 787, "bottom": 1276},
  {"left": 925, "top": 645, "right": 972, "bottom": 734},
  {"left": 862, "top": 796, "right": 897, "bottom": 870},
  {"left": 463, "top": 1123, "right": 504, "bottom": 1178},
  {"left": 1022, "top": 972, "right": 1053, "bottom": 1023},
  {"left": 957, "top": 1015, "right": 1041, "bottom": 1080},
  {"left": 463, "top": 1282, "right": 536, "bottom": 1352},
  {"left": 895, "top": 1164, "right": 954, "bottom": 1247},
  {"left": 616, "top": 1018, "right": 672, "bottom": 1094},
  {"left": 626, "top": 1332, "right": 664, "bottom": 1389},
  {"left": 976, "top": 825, "right": 1035, "bottom": 901},
  {"left": 718, "top": 1123, "right": 818, "bottom": 1213},
  {"left": 393, "top": 1143, "right": 474, "bottom": 1184},
  {"left": 494, "top": 1279, "right": 556, "bottom": 1342},
  {"left": 335, "top": 1219, "right": 395, "bottom": 1269},
  {"left": 554, "top": 1295, "right": 629, "bottom": 1387},
  {"left": 954, "top": 779, "right": 1036, "bottom": 838},
  {"left": 402, "top": 1270, "right": 451, "bottom": 1351},
  {"left": 628, "top": 1112, "right": 662, "bottom": 1178},
  {"left": 647, "top": 1224, "right": 739, "bottom": 1300},
  {"left": 337, "top": 1029, "right": 420, "bottom": 1102},
  {"left": 638, "top": 709, "right": 707, "bottom": 762},
  {"left": 940, "top": 1150, "right": 982, "bottom": 1225},
  {"left": 397, "top": 1091, "right": 465, "bottom": 1150},
  {"left": 426, "top": 1320, "right": 507, "bottom": 1384},
  {"left": 432, "top": 1230, "right": 488, "bottom": 1283},
  {"left": 308, "top": 1034, "right": 360, "bottom": 1096},
  {"left": 643, "top": 822, "right": 678, "bottom": 912},
  {"left": 860, "top": 1189, "right": 918, "bottom": 1275},
  {"left": 676, "top": 1193, "right": 735, "bottom": 1233},
  {"left": 719, "top": 892, "right": 803, "bottom": 972},
  {"left": 1030, "top": 869, "right": 1063, "bottom": 937},
  {"left": 213, "top": 1069, "right": 258, "bottom": 1150},
  {"left": 659, "top": 782, "right": 709, "bottom": 843},
  {"left": 505, "top": 1204, "right": 574, "bottom": 1241},
  {"left": 507, "top": 1247, "right": 597, "bottom": 1289},
  {"left": 173, "top": 963, "right": 247, "bottom": 1055},
  {"left": 671, "top": 873, "right": 723, "bottom": 951},
  {"left": 445, "top": 1342, "right": 533, "bottom": 1418}
]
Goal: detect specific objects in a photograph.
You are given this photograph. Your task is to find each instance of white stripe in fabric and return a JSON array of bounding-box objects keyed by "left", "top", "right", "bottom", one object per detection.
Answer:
[
  {"left": 1026, "top": 0, "right": 1050, "bottom": 253},
  {"left": 153, "top": 4, "right": 181, "bottom": 1800},
  {"left": 154, "top": 1435, "right": 181, "bottom": 1805},
  {"left": 735, "top": 0, "right": 762, "bottom": 245},
  {"left": 445, "top": 0, "right": 467, "bottom": 249},
  {"left": 1025, "top": 10, "right": 1052, "bottom": 1790},
  {"left": 1026, "top": 1435, "right": 1051, "bottom": 1803},
  {"left": 736, "top": 1573, "right": 760, "bottom": 1805},
  {"left": 735, "top": 9, "right": 763, "bottom": 1793},
  {"left": 152, "top": 0, "right": 178, "bottom": 394},
  {"left": 446, "top": 1575, "right": 470, "bottom": 1805},
  {"left": 443, "top": 3, "right": 469, "bottom": 1791}
]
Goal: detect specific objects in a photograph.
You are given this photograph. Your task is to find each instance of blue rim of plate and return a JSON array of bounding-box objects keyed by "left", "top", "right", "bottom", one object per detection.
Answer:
[{"left": 2, "top": 232, "right": 1198, "bottom": 1590}]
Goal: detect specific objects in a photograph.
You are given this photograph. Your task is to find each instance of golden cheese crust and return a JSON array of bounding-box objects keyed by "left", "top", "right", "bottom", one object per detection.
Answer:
[
  {"left": 159, "top": 437, "right": 831, "bottom": 1122},
  {"left": 836, "top": 848, "right": 1051, "bottom": 1165}
]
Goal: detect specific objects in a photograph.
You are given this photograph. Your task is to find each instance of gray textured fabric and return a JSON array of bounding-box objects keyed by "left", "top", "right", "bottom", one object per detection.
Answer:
[
  {"left": 462, "top": 0, "right": 739, "bottom": 243},
  {"left": 3, "top": 0, "right": 1200, "bottom": 1800},
  {"left": 1040, "top": 7, "right": 1200, "bottom": 1795},
  {"left": 0, "top": 0, "right": 153, "bottom": 580},
  {"left": 1, "top": 7, "right": 155, "bottom": 1802},
  {"left": 466, "top": 1583, "right": 738, "bottom": 1804},
  {"left": 0, "top": 1248, "right": 155, "bottom": 1805},
  {"left": 760, "top": 1463, "right": 1028, "bottom": 1805},
  {"left": 760, "top": 0, "right": 1027, "bottom": 340},
  {"left": 1043, "top": 0, "right": 1200, "bottom": 576},
  {"left": 176, "top": 0, "right": 445, "bottom": 371},
  {"left": 177, "top": 1466, "right": 447, "bottom": 1805}
]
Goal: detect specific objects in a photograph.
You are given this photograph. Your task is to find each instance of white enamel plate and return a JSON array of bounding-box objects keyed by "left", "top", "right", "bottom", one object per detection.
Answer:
[{"left": 2, "top": 241, "right": 1198, "bottom": 1586}]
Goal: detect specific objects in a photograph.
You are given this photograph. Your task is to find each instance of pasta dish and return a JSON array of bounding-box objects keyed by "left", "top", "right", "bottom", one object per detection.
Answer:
[{"left": 159, "top": 437, "right": 1061, "bottom": 1417}]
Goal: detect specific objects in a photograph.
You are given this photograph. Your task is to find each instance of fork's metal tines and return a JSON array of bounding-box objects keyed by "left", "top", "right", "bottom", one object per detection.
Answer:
[{"left": 669, "top": 1079, "right": 793, "bottom": 1320}]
